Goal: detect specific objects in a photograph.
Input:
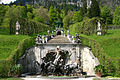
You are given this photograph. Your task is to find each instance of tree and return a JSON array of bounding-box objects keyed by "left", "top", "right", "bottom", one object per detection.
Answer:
[
  {"left": 0, "top": 4, "right": 6, "bottom": 25},
  {"left": 33, "top": 6, "right": 49, "bottom": 23},
  {"left": 113, "top": 6, "right": 120, "bottom": 25},
  {"left": 1, "top": 5, "right": 10, "bottom": 27},
  {"left": 49, "top": 6, "right": 59, "bottom": 28},
  {"left": 87, "top": 0, "right": 100, "bottom": 18},
  {"left": 100, "top": 6, "right": 113, "bottom": 24},
  {"left": 26, "top": 4, "right": 33, "bottom": 13},
  {"left": 63, "top": 10, "right": 74, "bottom": 30},
  {"left": 34, "top": 16, "right": 44, "bottom": 23},
  {"left": 73, "top": 10, "right": 83, "bottom": 23},
  {"left": 60, "top": 9, "right": 66, "bottom": 21},
  {"left": 27, "top": 12, "right": 33, "bottom": 19}
]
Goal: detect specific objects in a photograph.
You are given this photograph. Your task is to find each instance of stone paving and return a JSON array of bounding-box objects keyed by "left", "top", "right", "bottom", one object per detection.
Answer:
[
  {"left": 21, "top": 78, "right": 93, "bottom": 80},
  {"left": 47, "top": 35, "right": 72, "bottom": 43}
]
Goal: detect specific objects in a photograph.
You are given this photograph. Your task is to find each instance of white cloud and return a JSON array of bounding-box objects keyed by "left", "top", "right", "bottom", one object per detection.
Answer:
[{"left": 1, "top": 0, "right": 16, "bottom": 4}]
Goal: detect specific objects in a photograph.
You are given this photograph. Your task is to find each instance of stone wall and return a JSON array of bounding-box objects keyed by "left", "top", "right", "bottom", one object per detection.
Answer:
[
  {"left": 35, "top": 43, "right": 81, "bottom": 65},
  {"left": 81, "top": 47, "right": 100, "bottom": 75}
]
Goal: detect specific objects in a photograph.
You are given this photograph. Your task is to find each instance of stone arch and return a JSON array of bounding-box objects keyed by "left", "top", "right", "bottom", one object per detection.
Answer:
[{"left": 57, "top": 31, "right": 61, "bottom": 35}]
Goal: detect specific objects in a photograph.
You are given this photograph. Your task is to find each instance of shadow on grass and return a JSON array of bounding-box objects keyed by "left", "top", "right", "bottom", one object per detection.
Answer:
[
  {"left": 0, "top": 27, "right": 10, "bottom": 35},
  {"left": 106, "top": 32, "right": 113, "bottom": 35}
]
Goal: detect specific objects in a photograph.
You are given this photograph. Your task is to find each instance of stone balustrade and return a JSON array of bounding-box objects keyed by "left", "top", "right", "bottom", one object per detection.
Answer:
[{"left": 35, "top": 29, "right": 81, "bottom": 44}]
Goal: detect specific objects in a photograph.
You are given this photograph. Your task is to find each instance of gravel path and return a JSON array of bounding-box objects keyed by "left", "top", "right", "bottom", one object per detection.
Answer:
[{"left": 47, "top": 35, "right": 72, "bottom": 43}]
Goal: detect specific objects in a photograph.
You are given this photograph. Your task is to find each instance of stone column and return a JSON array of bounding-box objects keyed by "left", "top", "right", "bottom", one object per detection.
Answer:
[
  {"left": 76, "top": 45, "right": 81, "bottom": 67},
  {"left": 34, "top": 46, "right": 41, "bottom": 64},
  {"left": 39, "top": 45, "right": 44, "bottom": 64}
]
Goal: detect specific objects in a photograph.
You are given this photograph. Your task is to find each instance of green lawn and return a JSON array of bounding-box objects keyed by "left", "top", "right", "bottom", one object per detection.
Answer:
[
  {"left": 0, "top": 35, "right": 30, "bottom": 60},
  {"left": 79, "top": 29, "right": 120, "bottom": 58},
  {"left": 0, "top": 78, "right": 22, "bottom": 80}
]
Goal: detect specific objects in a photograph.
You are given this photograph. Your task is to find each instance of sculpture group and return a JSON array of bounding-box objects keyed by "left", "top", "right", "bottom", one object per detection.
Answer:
[{"left": 40, "top": 46, "right": 81, "bottom": 76}]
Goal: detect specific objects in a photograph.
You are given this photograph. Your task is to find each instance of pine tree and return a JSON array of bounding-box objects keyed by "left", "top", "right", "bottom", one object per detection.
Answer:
[{"left": 87, "top": 0, "right": 100, "bottom": 18}]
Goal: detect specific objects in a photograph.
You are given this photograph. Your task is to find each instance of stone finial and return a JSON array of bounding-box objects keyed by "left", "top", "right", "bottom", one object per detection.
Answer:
[
  {"left": 16, "top": 21, "right": 20, "bottom": 35},
  {"left": 36, "top": 35, "right": 42, "bottom": 44},
  {"left": 61, "top": 30, "right": 63, "bottom": 35},
  {"left": 67, "top": 30, "right": 70, "bottom": 35},
  {"left": 48, "top": 30, "right": 50, "bottom": 36},
  {"left": 64, "top": 31, "right": 66, "bottom": 37},
  {"left": 42, "top": 35, "right": 45, "bottom": 43}
]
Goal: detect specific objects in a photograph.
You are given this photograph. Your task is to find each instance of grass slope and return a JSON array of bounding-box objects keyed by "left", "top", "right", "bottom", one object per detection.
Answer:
[
  {"left": 79, "top": 29, "right": 120, "bottom": 58},
  {"left": 0, "top": 35, "right": 30, "bottom": 60}
]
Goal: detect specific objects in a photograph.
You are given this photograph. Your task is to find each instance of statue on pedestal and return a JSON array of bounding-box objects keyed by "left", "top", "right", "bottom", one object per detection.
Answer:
[
  {"left": 97, "top": 21, "right": 102, "bottom": 36},
  {"left": 16, "top": 21, "right": 20, "bottom": 35}
]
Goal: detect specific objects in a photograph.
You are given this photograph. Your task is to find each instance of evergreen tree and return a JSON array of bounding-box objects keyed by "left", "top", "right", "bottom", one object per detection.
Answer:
[{"left": 87, "top": 0, "right": 100, "bottom": 18}]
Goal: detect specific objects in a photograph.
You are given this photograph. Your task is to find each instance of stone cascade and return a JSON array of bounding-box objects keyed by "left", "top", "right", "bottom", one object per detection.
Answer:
[
  {"left": 35, "top": 29, "right": 81, "bottom": 44},
  {"left": 18, "top": 28, "right": 100, "bottom": 76}
]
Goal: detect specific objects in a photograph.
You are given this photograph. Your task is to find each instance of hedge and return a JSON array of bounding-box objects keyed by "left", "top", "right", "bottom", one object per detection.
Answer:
[
  {"left": 80, "top": 36, "right": 120, "bottom": 77},
  {"left": 9, "top": 17, "right": 49, "bottom": 35},
  {"left": 0, "top": 37, "right": 35, "bottom": 77},
  {"left": 69, "top": 17, "right": 107, "bottom": 35}
]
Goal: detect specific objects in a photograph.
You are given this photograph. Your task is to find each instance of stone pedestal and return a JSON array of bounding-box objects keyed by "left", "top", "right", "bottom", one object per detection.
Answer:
[
  {"left": 97, "top": 31, "right": 102, "bottom": 36},
  {"left": 16, "top": 31, "right": 19, "bottom": 35}
]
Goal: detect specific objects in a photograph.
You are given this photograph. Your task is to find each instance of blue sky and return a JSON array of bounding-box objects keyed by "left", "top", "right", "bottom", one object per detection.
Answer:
[{"left": 1, "top": 0, "right": 16, "bottom": 4}]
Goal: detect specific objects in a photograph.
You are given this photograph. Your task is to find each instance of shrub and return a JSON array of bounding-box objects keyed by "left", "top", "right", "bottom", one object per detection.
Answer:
[
  {"left": 94, "top": 65, "right": 104, "bottom": 74},
  {"left": 10, "top": 64, "right": 22, "bottom": 77}
]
